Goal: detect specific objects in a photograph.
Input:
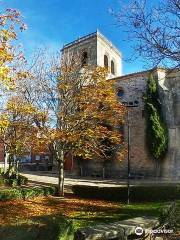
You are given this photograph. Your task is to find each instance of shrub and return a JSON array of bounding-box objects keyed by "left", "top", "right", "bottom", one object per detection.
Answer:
[
  {"left": 22, "top": 187, "right": 44, "bottom": 199},
  {"left": 58, "top": 218, "right": 74, "bottom": 240},
  {"left": 0, "top": 176, "right": 4, "bottom": 186},
  {"left": 0, "top": 186, "right": 56, "bottom": 201},
  {"left": 72, "top": 185, "right": 180, "bottom": 202},
  {"left": 0, "top": 188, "right": 23, "bottom": 200},
  {"left": 17, "top": 175, "right": 28, "bottom": 185},
  {"left": 9, "top": 179, "right": 18, "bottom": 187},
  {"left": 0, "top": 168, "right": 28, "bottom": 187},
  {"left": 0, "top": 168, "right": 3, "bottom": 174},
  {"left": 43, "top": 186, "right": 57, "bottom": 196},
  {"left": 2, "top": 176, "right": 18, "bottom": 187},
  {"left": 21, "top": 186, "right": 56, "bottom": 199},
  {"left": 160, "top": 201, "right": 180, "bottom": 231}
]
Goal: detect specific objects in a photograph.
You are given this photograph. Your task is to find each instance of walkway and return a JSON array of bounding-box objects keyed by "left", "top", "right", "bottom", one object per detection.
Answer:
[
  {"left": 21, "top": 171, "right": 127, "bottom": 189},
  {"left": 21, "top": 171, "right": 179, "bottom": 190}
]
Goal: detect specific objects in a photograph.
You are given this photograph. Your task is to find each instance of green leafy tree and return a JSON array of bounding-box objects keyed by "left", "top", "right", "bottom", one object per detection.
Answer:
[{"left": 145, "top": 75, "right": 168, "bottom": 175}]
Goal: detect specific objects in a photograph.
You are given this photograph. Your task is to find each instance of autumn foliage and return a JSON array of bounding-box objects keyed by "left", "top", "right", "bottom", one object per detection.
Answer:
[
  {"left": 0, "top": 5, "right": 125, "bottom": 197},
  {"left": 0, "top": 8, "right": 27, "bottom": 89}
]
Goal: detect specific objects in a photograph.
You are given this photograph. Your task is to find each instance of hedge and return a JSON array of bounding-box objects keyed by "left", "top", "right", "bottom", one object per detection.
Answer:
[
  {"left": 0, "top": 176, "right": 4, "bottom": 186},
  {"left": 72, "top": 185, "right": 180, "bottom": 202},
  {"left": 0, "top": 169, "right": 28, "bottom": 187},
  {"left": 0, "top": 186, "right": 56, "bottom": 201}
]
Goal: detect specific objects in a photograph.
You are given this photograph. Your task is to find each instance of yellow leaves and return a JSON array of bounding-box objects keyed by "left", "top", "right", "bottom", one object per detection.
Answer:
[
  {"left": 0, "top": 29, "right": 16, "bottom": 41},
  {"left": 7, "top": 98, "right": 36, "bottom": 115},
  {"left": 58, "top": 82, "right": 69, "bottom": 91},
  {"left": 0, "top": 8, "right": 27, "bottom": 90},
  {"left": 0, "top": 114, "right": 9, "bottom": 134},
  {"left": 0, "top": 46, "right": 13, "bottom": 63},
  {"left": 0, "top": 66, "right": 11, "bottom": 81},
  {"left": 1, "top": 95, "right": 50, "bottom": 156}
]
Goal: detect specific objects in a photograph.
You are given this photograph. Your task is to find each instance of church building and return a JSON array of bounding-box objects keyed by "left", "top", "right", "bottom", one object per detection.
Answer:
[{"left": 61, "top": 30, "right": 180, "bottom": 181}]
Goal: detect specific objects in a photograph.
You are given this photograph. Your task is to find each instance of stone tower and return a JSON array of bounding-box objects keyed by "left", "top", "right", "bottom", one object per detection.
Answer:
[{"left": 61, "top": 30, "right": 122, "bottom": 79}]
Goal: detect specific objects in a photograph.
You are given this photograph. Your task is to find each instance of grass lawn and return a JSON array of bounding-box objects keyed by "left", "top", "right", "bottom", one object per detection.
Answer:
[{"left": 0, "top": 194, "right": 170, "bottom": 240}]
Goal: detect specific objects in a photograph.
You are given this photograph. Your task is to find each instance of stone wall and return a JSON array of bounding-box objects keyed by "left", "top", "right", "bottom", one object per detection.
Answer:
[
  {"left": 61, "top": 34, "right": 97, "bottom": 66},
  {"left": 111, "top": 72, "right": 156, "bottom": 178},
  {"left": 157, "top": 69, "right": 180, "bottom": 180},
  {"left": 112, "top": 68, "right": 180, "bottom": 180}
]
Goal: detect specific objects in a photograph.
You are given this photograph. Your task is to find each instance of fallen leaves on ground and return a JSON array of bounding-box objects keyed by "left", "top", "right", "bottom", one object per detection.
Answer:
[{"left": 0, "top": 195, "right": 121, "bottom": 226}]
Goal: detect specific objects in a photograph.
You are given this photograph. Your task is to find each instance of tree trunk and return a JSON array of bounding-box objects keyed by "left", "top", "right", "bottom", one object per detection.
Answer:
[
  {"left": 8, "top": 154, "right": 13, "bottom": 168},
  {"left": 57, "top": 151, "right": 65, "bottom": 197},
  {"left": 102, "top": 166, "right": 105, "bottom": 179},
  {"left": 155, "top": 161, "right": 161, "bottom": 179}
]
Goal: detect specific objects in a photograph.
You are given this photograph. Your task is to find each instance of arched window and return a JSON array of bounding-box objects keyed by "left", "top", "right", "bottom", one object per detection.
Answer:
[
  {"left": 111, "top": 60, "right": 115, "bottom": 75},
  {"left": 104, "top": 55, "right": 108, "bottom": 69},
  {"left": 82, "top": 51, "right": 88, "bottom": 66}
]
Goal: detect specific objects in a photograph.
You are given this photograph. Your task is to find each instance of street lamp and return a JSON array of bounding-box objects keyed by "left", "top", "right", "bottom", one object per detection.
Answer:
[
  {"left": 127, "top": 108, "right": 131, "bottom": 205},
  {"left": 126, "top": 104, "right": 138, "bottom": 204},
  {"left": 117, "top": 86, "right": 139, "bottom": 204}
]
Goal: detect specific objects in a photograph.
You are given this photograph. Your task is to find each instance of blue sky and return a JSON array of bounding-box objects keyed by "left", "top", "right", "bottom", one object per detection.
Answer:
[{"left": 3, "top": 0, "right": 154, "bottom": 74}]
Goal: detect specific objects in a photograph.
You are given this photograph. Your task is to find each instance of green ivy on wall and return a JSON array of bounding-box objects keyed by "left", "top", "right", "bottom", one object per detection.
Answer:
[{"left": 145, "top": 75, "right": 168, "bottom": 161}]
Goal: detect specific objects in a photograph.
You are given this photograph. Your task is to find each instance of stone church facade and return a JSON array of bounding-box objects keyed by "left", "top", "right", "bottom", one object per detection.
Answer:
[{"left": 61, "top": 30, "right": 180, "bottom": 181}]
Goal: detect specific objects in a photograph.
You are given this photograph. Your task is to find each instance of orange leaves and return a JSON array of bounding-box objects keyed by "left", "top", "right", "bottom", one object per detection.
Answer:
[
  {"left": 0, "top": 195, "right": 120, "bottom": 226},
  {"left": 91, "top": 66, "right": 108, "bottom": 82},
  {"left": 54, "top": 63, "right": 126, "bottom": 161}
]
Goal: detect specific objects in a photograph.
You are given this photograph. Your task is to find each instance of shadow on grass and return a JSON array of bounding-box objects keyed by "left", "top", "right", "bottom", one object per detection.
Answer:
[
  {"left": 0, "top": 196, "right": 171, "bottom": 240},
  {"left": 0, "top": 215, "right": 74, "bottom": 240},
  {"left": 71, "top": 202, "right": 168, "bottom": 225}
]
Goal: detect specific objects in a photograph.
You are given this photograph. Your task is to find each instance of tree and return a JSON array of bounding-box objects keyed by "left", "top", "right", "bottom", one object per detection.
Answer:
[
  {"left": 145, "top": 75, "right": 168, "bottom": 176},
  {"left": 113, "top": 0, "right": 180, "bottom": 69},
  {"left": 0, "top": 6, "right": 39, "bottom": 169},
  {"left": 19, "top": 51, "right": 125, "bottom": 196},
  {"left": 0, "top": 7, "right": 27, "bottom": 90},
  {"left": 0, "top": 96, "right": 48, "bottom": 168}
]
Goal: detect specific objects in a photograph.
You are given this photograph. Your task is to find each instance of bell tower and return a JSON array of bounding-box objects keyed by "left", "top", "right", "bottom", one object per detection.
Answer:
[{"left": 61, "top": 30, "right": 122, "bottom": 79}]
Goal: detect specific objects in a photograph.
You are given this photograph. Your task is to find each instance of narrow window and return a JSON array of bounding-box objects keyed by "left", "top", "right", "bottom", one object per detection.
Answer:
[
  {"left": 104, "top": 55, "right": 108, "bottom": 69},
  {"left": 111, "top": 60, "right": 115, "bottom": 74},
  {"left": 82, "top": 51, "right": 88, "bottom": 66}
]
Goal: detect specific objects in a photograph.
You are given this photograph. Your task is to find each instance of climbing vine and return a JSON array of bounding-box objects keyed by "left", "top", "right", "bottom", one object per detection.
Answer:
[{"left": 145, "top": 75, "right": 168, "bottom": 161}]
